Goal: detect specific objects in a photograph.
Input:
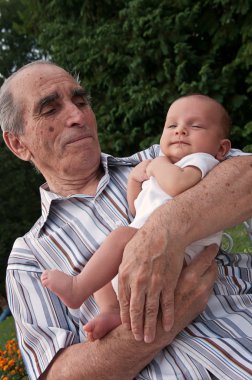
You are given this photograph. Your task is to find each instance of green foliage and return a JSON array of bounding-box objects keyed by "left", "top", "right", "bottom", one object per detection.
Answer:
[
  {"left": 225, "top": 223, "right": 252, "bottom": 254},
  {"left": 0, "top": 0, "right": 41, "bottom": 83},
  {"left": 0, "top": 317, "right": 16, "bottom": 349},
  {"left": 0, "top": 138, "right": 42, "bottom": 295},
  {"left": 0, "top": 0, "right": 44, "bottom": 293},
  {"left": 13, "top": 0, "right": 252, "bottom": 154}
]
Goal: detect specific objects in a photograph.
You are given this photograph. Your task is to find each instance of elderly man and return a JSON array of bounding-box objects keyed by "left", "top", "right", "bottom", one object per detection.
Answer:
[{"left": 0, "top": 61, "right": 251, "bottom": 380}]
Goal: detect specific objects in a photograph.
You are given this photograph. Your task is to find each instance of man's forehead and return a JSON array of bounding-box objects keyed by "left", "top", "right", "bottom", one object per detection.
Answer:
[{"left": 10, "top": 64, "right": 78, "bottom": 99}]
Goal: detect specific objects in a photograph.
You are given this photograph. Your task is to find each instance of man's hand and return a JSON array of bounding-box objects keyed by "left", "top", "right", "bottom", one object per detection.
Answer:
[
  {"left": 118, "top": 221, "right": 186, "bottom": 343},
  {"left": 154, "top": 244, "right": 218, "bottom": 345},
  {"left": 173, "top": 244, "right": 218, "bottom": 321},
  {"left": 118, "top": 236, "right": 218, "bottom": 344}
]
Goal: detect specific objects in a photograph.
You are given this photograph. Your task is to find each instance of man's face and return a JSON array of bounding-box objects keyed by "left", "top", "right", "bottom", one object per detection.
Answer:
[
  {"left": 10, "top": 64, "right": 101, "bottom": 178},
  {"left": 160, "top": 96, "right": 227, "bottom": 163}
]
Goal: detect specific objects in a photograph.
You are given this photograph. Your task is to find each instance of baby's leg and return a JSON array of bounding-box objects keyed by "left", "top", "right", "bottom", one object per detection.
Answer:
[
  {"left": 41, "top": 270, "right": 85, "bottom": 309},
  {"left": 41, "top": 226, "right": 137, "bottom": 309},
  {"left": 84, "top": 283, "right": 121, "bottom": 341}
]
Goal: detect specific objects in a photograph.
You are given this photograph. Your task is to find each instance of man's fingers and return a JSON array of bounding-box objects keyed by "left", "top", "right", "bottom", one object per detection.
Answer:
[
  {"left": 190, "top": 244, "right": 219, "bottom": 275},
  {"left": 160, "top": 290, "right": 174, "bottom": 332},
  {"left": 128, "top": 270, "right": 151, "bottom": 341},
  {"left": 129, "top": 291, "right": 145, "bottom": 341},
  {"left": 118, "top": 231, "right": 184, "bottom": 344},
  {"left": 119, "top": 275, "right": 147, "bottom": 341},
  {"left": 192, "top": 259, "right": 217, "bottom": 312},
  {"left": 200, "top": 258, "right": 218, "bottom": 293},
  {"left": 120, "top": 272, "right": 167, "bottom": 343},
  {"left": 143, "top": 286, "right": 175, "bottom": 343},
  {"left": 118, "top": 276, "right": 131, "bottom": 330},
  {"left": 143, "top": 291, "right": 160, "bottom": 343},
  {"left": 176, "top": 245, "right": 218, "bottom": 318}
]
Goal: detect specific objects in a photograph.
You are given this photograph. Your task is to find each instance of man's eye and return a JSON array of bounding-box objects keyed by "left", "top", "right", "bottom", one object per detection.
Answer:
[
  {"left": 77, "top": 101, "right": 87, "bottom": 108},
  {"left": 43, "top": 108, "right": 56, "bottom": 115},
  {"left": 191, "top": 125, "right": 202, "bottom": 128},
  {"left": 74, "top": 96, "right": 89, "bottom": 108}
]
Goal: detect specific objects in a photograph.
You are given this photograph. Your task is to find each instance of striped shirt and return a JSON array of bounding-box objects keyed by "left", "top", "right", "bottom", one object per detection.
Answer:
[{"left": 6, "top": 146, "right": 252, "bottom": 380}]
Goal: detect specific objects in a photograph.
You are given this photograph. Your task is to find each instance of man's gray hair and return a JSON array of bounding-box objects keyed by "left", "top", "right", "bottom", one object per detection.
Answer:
[
  {"left": 0, "top": 60, "right": 69, "bottom": 135},
  {"left": 0, "top": 81, "right": 24, "bottom": 135}
]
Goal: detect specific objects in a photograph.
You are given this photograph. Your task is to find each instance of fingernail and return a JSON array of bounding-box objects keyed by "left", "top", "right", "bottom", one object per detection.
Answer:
[
  {"left": 134, "top": 334, "right": 143, "bottom": 341},
  {"left": 164, "top": 322, "right": 173, "bottom": 332},
  {"left": 164, "top": 324, "right": 171, "bottom": 332},
  {"left": 144, "top": 335, "right": 153, "bottom": 344},
  {"left": 163, "top": 318, "right": 174, "bottom": 332}
]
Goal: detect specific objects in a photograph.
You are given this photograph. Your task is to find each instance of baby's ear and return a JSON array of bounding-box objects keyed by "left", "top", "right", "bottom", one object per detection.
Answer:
[
  {"left": 3, "top": 131, "right": 32, "bottom": 161},
  {"left": 216, "top": 139, "right": 231, "bottom": 161}
]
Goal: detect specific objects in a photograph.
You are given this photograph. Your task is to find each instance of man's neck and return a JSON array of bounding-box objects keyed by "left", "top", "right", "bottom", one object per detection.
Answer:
[{"left": 45, "top": 166, "right": 104, "bottom": 197}]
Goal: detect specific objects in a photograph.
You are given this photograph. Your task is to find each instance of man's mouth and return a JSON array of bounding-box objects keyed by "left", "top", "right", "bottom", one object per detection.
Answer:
[{"left": 64, "top": 134, "right": 92, "bottom": 145}]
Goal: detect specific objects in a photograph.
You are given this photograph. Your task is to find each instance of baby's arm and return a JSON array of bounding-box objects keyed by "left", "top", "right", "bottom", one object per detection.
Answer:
[
  {"left": 127, "top": 160, "right": 151, "bottom": 215},
  {"left": 84, "top": 282, "right": 121, "bottom": 341},
  {"left": 147, "top": 156, "right": 202, "bottom": 196}
]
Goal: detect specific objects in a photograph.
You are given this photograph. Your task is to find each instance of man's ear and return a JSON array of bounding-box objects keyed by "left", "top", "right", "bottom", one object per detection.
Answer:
[
  {"left": 215, "top": 139, "right": 231, "bottom": 161},
  {"left": 3, "top": 131, "right": 31, "bottom": 161}
]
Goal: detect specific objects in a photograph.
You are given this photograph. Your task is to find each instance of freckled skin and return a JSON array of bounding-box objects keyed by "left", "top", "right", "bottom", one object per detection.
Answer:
[{"left": 49, "top": 127, "right": 54, "bottom": 132}]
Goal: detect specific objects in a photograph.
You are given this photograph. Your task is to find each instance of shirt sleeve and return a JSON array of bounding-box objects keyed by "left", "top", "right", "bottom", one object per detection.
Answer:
[
  {"left": 6, "top": 239, "right": 79, "bottom": 380},
  {"left": 176, "top": 152, "right": 220, "bottom": 178},
  {"left": 227, "top": 148, "right": 252, "bottom": 157}
]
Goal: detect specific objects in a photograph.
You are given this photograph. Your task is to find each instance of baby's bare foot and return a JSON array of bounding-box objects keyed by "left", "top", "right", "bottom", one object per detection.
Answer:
[
  {"left": 41, "top": 269, "right": 82, "bottom": 308},
  {"left": 84, "top": 311, "right": 121, "bottom": 341}
]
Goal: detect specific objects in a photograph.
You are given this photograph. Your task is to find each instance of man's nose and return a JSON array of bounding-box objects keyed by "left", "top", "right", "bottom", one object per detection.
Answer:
[{"left": 65, "top": 103, "right": 86, "bottom": 128}]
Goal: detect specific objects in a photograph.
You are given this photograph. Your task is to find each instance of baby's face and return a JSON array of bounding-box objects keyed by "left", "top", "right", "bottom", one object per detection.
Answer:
[{"left": 160, "top": 95, "right": 228, "bottom": 163}]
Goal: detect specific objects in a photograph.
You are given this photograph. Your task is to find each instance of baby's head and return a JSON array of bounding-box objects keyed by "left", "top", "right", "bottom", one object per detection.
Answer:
[{"left": 160, "top": 94, "right": 231, "bottom": 163}]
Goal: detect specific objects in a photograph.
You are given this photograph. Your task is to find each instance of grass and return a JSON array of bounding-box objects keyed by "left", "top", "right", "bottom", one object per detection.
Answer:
[
  {"left": 224, "top": 222, "right": 252, "bottom": 254},
  {"left": 0, "top": 315, "right": 16, "bottom": 349}
]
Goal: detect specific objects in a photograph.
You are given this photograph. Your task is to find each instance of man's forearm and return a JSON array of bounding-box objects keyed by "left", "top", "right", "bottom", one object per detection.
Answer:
[
  {"left": 150, "top": 156, "right": 252, "bottom": 248},
  {"left": 40, "top": 323, "right": 174, "bottom": 380}
]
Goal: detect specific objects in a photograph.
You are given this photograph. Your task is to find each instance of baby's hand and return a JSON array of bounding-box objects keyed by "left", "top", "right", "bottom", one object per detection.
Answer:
[
  {"left": 130, "top": 159, "right": 152, "bottom": 183},
  {"left": 146, "top": 156, "right": 171, "bottom": 177}
]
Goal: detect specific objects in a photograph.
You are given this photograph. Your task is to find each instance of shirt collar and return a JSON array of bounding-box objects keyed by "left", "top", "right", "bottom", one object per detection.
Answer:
[{"left": 36, "top": 153, "right": 136, "bottom": 237}]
